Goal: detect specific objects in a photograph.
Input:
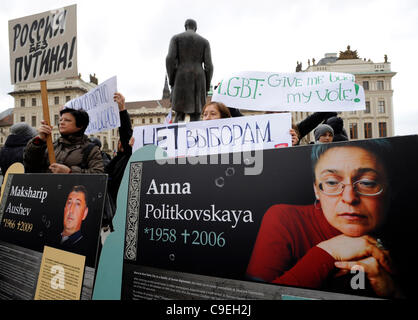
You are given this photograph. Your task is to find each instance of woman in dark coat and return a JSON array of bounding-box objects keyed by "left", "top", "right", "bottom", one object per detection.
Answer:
[{"left": 0, "top": 122, "right": 37, "bottom": 176}]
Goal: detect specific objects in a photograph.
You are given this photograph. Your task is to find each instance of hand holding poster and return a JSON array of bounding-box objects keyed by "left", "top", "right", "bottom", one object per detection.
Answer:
[
  {"left": 8, "top": 5, "right": 77, "bottom": 84},
  {"left": 64, "top": 76, "right": 120, "bottom": 135},
  {"left": 132, "top": 113, "right": 292, "bottom": 158},
  {"left": 212, "top": 71, "right": 365, "bottom": 112}
]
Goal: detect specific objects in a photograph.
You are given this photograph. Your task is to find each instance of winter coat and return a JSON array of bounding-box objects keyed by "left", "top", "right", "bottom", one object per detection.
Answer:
[
  {"left": 0, "top": 134, "right": 32, "bottom": 174},
  {"left": 23, "top": 133, "right": 104, "bottom": 174},
  {"left": 105, "top": 110, "right": 133, "bottom": 205}
]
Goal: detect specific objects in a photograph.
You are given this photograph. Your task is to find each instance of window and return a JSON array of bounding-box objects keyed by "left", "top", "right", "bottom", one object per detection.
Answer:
[
  {"left": 349, "top": 123, "right": 358, "bottom": 139},
  {"left": 54, "top": 114, "right": 59, "bottom": 126},
  {"left": 378, "top": 100, "right": 385, "bottom": 113},
  {"left": 158, "top": 117, "right": 161, "bottom": 123},
  {"left": 32, "top": 98, "right": 36, "bottom": 106},
  {"left": 365, "top": 101, "right": 370, "bottom": 113},
  {"left": 20, "top": 116, "right": 25, "bottom": 122},
  {"left": 20, "top": 99, "right": 25, "bottom": 107},
  {"left": 31, "top": 116, "right": 36, "bottom": 127},
  {"left": 364, "top": 122, "right": 372, "bottom": 139},
  {"left": 377, "top": 80, "right": 384, "bottom": 90},
  {"left": 66, "top": 95, "right": 71, "bottom": 102},
  {"left": 150, "top": 118, "right": 153, "bottom": 124},
  {"left": 379, "top": 122, "right": 387, "bottom": 137},
  {"left": 54, "top": 96, "right": 60, "bottom": 105},
  {"left": 142, "top": 118, "right": 145, "bottom": 124},
  {"left": 362, "top": 81, "right": 369, "bottom": 91}
]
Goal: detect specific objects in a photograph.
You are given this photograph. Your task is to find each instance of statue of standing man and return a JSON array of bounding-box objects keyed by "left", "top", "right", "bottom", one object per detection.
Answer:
[{"left": 166, "top": 19, "right": 213, "bottom": 122}]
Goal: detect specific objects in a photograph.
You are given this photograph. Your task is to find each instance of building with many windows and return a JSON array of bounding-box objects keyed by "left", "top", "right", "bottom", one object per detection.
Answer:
[{"left": 300, "top": 46, "right": 396, "bottom": 142}]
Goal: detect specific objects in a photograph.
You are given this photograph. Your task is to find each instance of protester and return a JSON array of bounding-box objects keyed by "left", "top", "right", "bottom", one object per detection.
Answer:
[
  {"left": 295, "top": 112, "right": 337, "bottom": 144},
  {"left": 324, "top": 116, "right": 349, "bottom": 142},
  {"left": 202, "top": 101, "right": 232, "bottom": 120},
  {"left": 228, "top": 107, "right": 243, "bottom": 117},
  {"left": 246, "top": 140, "right": 404, "bottom": 298},
  {"left": 0, "top": 122, "right": 37, "bottom": 178},
  {"left": 105, "top": 93, "right": 133, "bottom": 210},
  {"left": 23, "top": 108, "right": 104, "bottom": 174},
  {"left": 314, "top": 124, "right": 334, "bottom": 144},
  {"left": 90, "top": 137, "right": 112, "bottom": 167}
]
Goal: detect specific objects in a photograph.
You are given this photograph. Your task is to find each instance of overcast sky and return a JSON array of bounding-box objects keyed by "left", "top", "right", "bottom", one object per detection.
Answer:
[{"left": 1, "top": 0, "right": 417, "bottom": 135}]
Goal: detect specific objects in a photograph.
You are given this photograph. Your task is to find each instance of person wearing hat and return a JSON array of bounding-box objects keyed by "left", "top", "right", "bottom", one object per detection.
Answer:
[
  {"left": 324, "top": 116, "right": 349, "bottom": 142},
  {"left": 0, "top": 122, "right": 37, "bottom": 179},
  {"left": 314, "top": 124, "right": 334, "bottom": 144}
]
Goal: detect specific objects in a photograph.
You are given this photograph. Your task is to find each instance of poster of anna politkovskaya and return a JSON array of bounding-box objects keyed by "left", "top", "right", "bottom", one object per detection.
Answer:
[{"left": 122, "top": 135, "right": 418, "bottom": 300}]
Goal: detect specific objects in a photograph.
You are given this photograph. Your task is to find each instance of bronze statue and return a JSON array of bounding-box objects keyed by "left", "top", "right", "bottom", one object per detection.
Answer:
[
  {"left": 166, "top": 19, "right": 213, "bottom": 122},
  {"left": 338, "top": 45, "right": 359, "bottom": 60},
  {"left": 295, "top": 61, "right": 302, "bottom": 72}
]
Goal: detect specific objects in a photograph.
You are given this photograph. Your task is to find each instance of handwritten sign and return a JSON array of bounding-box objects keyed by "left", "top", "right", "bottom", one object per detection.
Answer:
[
  {"left": 132, "top": 113, "right": 292, "bottom": 158},
  {"left": 64, "top": 76, "right": 120, "bottom": 135},
  {"left": 211, "top": 71, "right": 365, "bottom": 112},
  {"left": 8, "top": 5, "right": 77, "bottom": 84}
]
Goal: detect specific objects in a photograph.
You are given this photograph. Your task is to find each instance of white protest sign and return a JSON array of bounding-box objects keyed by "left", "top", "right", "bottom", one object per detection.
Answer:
[
  {"left": 211, "top": 71, "right": 365, "bottom": 112},
  {"left": 64, "top": 76, "right": 120, "bottom": 135},
  {"left": 9, "top": 4, "right": 77, "bottom": 84},
  {"left": 133, "top": 113, "right": 292, "bottom": 158}
]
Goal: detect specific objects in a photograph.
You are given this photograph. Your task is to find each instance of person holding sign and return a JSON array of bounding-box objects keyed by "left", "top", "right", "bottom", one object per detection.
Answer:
[
  {"left": 246, "top": 140, "right": 404, "bottom": 298},
  {"left": 105, "top": 93, "right": 133, "bottom": 212},
  {"left": 314, "top": 124, "right": 334, "bottom": 144},
  {"left": 202, "top": 102, "right": 232, "bottom": 120},
  {"left": 23, "top": 108, "right": 104, "bottom": 174}
]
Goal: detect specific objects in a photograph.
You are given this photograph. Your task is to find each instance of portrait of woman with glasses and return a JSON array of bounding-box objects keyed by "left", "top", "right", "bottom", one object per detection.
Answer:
[{"left": 246, "top": 139, "right": 404, "bottom": 298}]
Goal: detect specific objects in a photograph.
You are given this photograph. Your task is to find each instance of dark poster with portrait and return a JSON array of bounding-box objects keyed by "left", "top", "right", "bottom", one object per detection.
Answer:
[
  {"left": 121, "top": 135, "right": 418, "bottom": 300},
  {"left": 0, "top": 173, "right": 107, "bottom": 300}
]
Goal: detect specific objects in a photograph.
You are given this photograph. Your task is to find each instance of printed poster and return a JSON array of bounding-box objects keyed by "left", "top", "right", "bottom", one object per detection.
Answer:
[
  {"left": 0, "top": 173, "right": 106, "bottom": 300},
  {"left": 121, "top": 135, "right": 418, "bottom": 300}
]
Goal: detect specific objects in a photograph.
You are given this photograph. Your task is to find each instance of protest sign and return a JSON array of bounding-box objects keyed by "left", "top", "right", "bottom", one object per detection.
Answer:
[
  {"left": 211, "top": 71, "right": 365, "bottom": 112},
  {"left": 8, "top": 4, "right": 77, "bottom": 84},
  {"left": 0, "top": 174, "right": 107, "bottom": 300},
  {"left": 110, "top": 135, "right": 418, "bottom": 300},
  {"left": 64, "top": 76, "right": 120, "bottom": 135},
  {"left": 133, "top": 113, "right": 292, "bottom": 159}
]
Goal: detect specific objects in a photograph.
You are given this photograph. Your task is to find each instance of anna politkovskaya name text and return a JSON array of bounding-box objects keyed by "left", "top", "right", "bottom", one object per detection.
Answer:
[{"left": 145, "top": 179, "right": 254, "bottom": 229}]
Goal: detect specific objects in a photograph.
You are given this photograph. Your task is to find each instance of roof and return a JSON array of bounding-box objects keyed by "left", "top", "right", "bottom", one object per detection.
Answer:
[
  {"left": 317, "top": 56, "right": 338, "bottom": 66},
  {"left": 125, "top": 99, "right": 171, "bottom": 110},
  {"left": 0, "top": 114, "right": 13, "bottom": 127},
  {"left": 0, "top": 108, "right": 13, "bottom": 119}
]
